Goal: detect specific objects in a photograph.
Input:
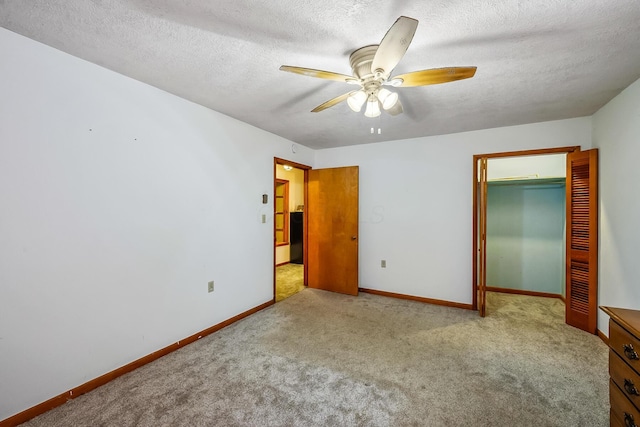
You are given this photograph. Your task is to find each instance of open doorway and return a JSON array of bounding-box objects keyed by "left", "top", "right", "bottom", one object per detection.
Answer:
[
  {"left": 274, "top": 158, "right": 309, "bottom": 302},
  {"left": 273, "top": 159, "right": 360, "bottom": 301},
  {"left": 473, "top": 146, "right": 599, "bottom": 334},
  {"left": 485, "top": 154, "right": 567, "bottom": 300}
]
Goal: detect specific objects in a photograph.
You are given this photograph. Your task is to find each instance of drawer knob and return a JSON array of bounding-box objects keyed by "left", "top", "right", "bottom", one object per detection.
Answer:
[
  {"left": 625, "top": 379, "right": 640, "bottom": 396},
  {"left": 624, "top": 344, "right": 640, "bottom": 360},
  {"left": 625, "top": 412, "right": 638, "bottom": 427}
]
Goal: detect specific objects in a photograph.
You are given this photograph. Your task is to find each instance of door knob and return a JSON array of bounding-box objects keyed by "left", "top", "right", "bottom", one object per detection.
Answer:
[{"left": 351, "top": 236, "right": 357, "bottom": 240}]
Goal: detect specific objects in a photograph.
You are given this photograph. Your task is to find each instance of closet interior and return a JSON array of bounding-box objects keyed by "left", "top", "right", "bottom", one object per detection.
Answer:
[{"left": 485, "top": 154, "right": 566, "bottom": 298}]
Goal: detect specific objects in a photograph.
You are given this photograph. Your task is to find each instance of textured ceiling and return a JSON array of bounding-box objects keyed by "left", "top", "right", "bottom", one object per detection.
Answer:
[{"left": 1, "top": 1, "right": 639, "bottom": 149}]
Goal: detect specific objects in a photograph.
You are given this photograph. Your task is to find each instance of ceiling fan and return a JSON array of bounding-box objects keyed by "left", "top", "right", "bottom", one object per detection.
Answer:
[{"left": 280, "top": 16, "right": 477, "bottom": 118}]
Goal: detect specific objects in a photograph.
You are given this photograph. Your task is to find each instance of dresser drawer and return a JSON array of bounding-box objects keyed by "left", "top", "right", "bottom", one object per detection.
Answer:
[
  {"left": 611, "top": 380, "right": 640, "bottom": 427},
  {"left": 611, "top": 320, "right": 640, "bottom": 374},
  {"left": 611, "top": 350, "right": 640, "bottom": 411},
  {"left": 611, "top": 410, "right": 624, "bottom": 427}
]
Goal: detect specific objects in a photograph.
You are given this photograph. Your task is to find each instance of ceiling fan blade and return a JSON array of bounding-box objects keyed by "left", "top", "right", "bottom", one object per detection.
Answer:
[
  {"left": 280, "top": 66, "right": 354, "bottom": 83},
  {"left": 311, "top": 92, "right": 352, "bottom": 112},
  {"left": 371, "top": 16, "right": 418, "bottom": 76},
  {"left": 391, "top": 67, "right": 477, "bottom": 87}
]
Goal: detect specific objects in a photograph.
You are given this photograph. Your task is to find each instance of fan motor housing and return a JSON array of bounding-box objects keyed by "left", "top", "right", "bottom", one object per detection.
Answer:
[{"left": 349, "top": 45, "right": 378, "bottom": 79}]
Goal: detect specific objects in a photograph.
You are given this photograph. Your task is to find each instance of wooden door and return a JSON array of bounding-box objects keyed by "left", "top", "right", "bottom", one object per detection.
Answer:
[
  {"left": 307, "top": 166, "right": 359, "bottom": 296},
  {"left": 477, "top": 157, "right": 488, "bottom": 317},
  {"left": 566, "top": 149, "right": 598, "bottom": 333}
]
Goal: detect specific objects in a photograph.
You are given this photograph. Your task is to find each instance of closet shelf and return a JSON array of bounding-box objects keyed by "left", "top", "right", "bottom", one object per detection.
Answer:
[{"left": 487, "top": 177, "right": 565, "bottom": 187}]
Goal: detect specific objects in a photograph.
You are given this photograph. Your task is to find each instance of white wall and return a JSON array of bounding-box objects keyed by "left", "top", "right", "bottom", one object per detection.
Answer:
[
  {"left": 592, "top": 77, "right": 640, "bottom": 334},
  {"left": 0, "top": 28, "right": 313, "bottom": 420},
  {"left": 314, "top": 118, "right": 591, "bottom": 304},
  {"left": 275, "top": 244, "right": 291, "bottom": 265}
]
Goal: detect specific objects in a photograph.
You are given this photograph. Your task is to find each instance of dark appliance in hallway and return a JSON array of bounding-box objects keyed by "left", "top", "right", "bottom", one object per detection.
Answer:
[{"left": 290, "top": 212, "right": 303, "bottom": 264}]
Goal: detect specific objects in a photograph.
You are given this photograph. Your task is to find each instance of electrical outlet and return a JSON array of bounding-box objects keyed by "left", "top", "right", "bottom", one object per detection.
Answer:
[
  {"left": 381, "top": 260, "right": 386, "bottom": 268},
  {"left": 261, "top": 214, "right": 266, "bottom": 224},
  {"left": 208, "top": 281, "right": 214, "bottom": 293}
]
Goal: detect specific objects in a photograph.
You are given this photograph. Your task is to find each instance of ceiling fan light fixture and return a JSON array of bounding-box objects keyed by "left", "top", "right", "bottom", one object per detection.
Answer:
[
  {"left": 377, "top": 88, "right": 399, "bottom": 110},
  {"left": 347, "top": 90, "right": 367, "bottom": 112},
  {"left": 279, "top": 16, "right": 477, "bottom": 119},
  {"left": 364, "top": 97, "right": 381, "bottom": 118},
  {"left": 386, "top": 100, "right": 404, "bottom": 116}
]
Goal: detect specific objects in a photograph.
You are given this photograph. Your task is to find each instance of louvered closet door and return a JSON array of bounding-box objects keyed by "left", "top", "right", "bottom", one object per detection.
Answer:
[{"left": 566, "top": 149, "right": 598, "bottom": 333}]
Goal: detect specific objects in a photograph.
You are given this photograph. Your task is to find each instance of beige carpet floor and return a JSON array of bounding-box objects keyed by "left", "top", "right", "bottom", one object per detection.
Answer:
[
  {"left": 275, "top": 263, "right": 304, "bottom": 302},
  {"left": 21, "top": 290, "right": 609, "bottom": 426}
]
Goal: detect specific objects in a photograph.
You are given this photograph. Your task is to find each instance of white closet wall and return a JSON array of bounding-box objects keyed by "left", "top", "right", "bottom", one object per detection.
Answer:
[{"left": 486, "top": 181, "right": 566, "bottom": 294}]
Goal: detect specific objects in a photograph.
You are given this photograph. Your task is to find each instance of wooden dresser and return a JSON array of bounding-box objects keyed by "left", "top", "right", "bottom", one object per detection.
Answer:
[{"left": 602, "top": 307, "right": 640, "bottom": 427}]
